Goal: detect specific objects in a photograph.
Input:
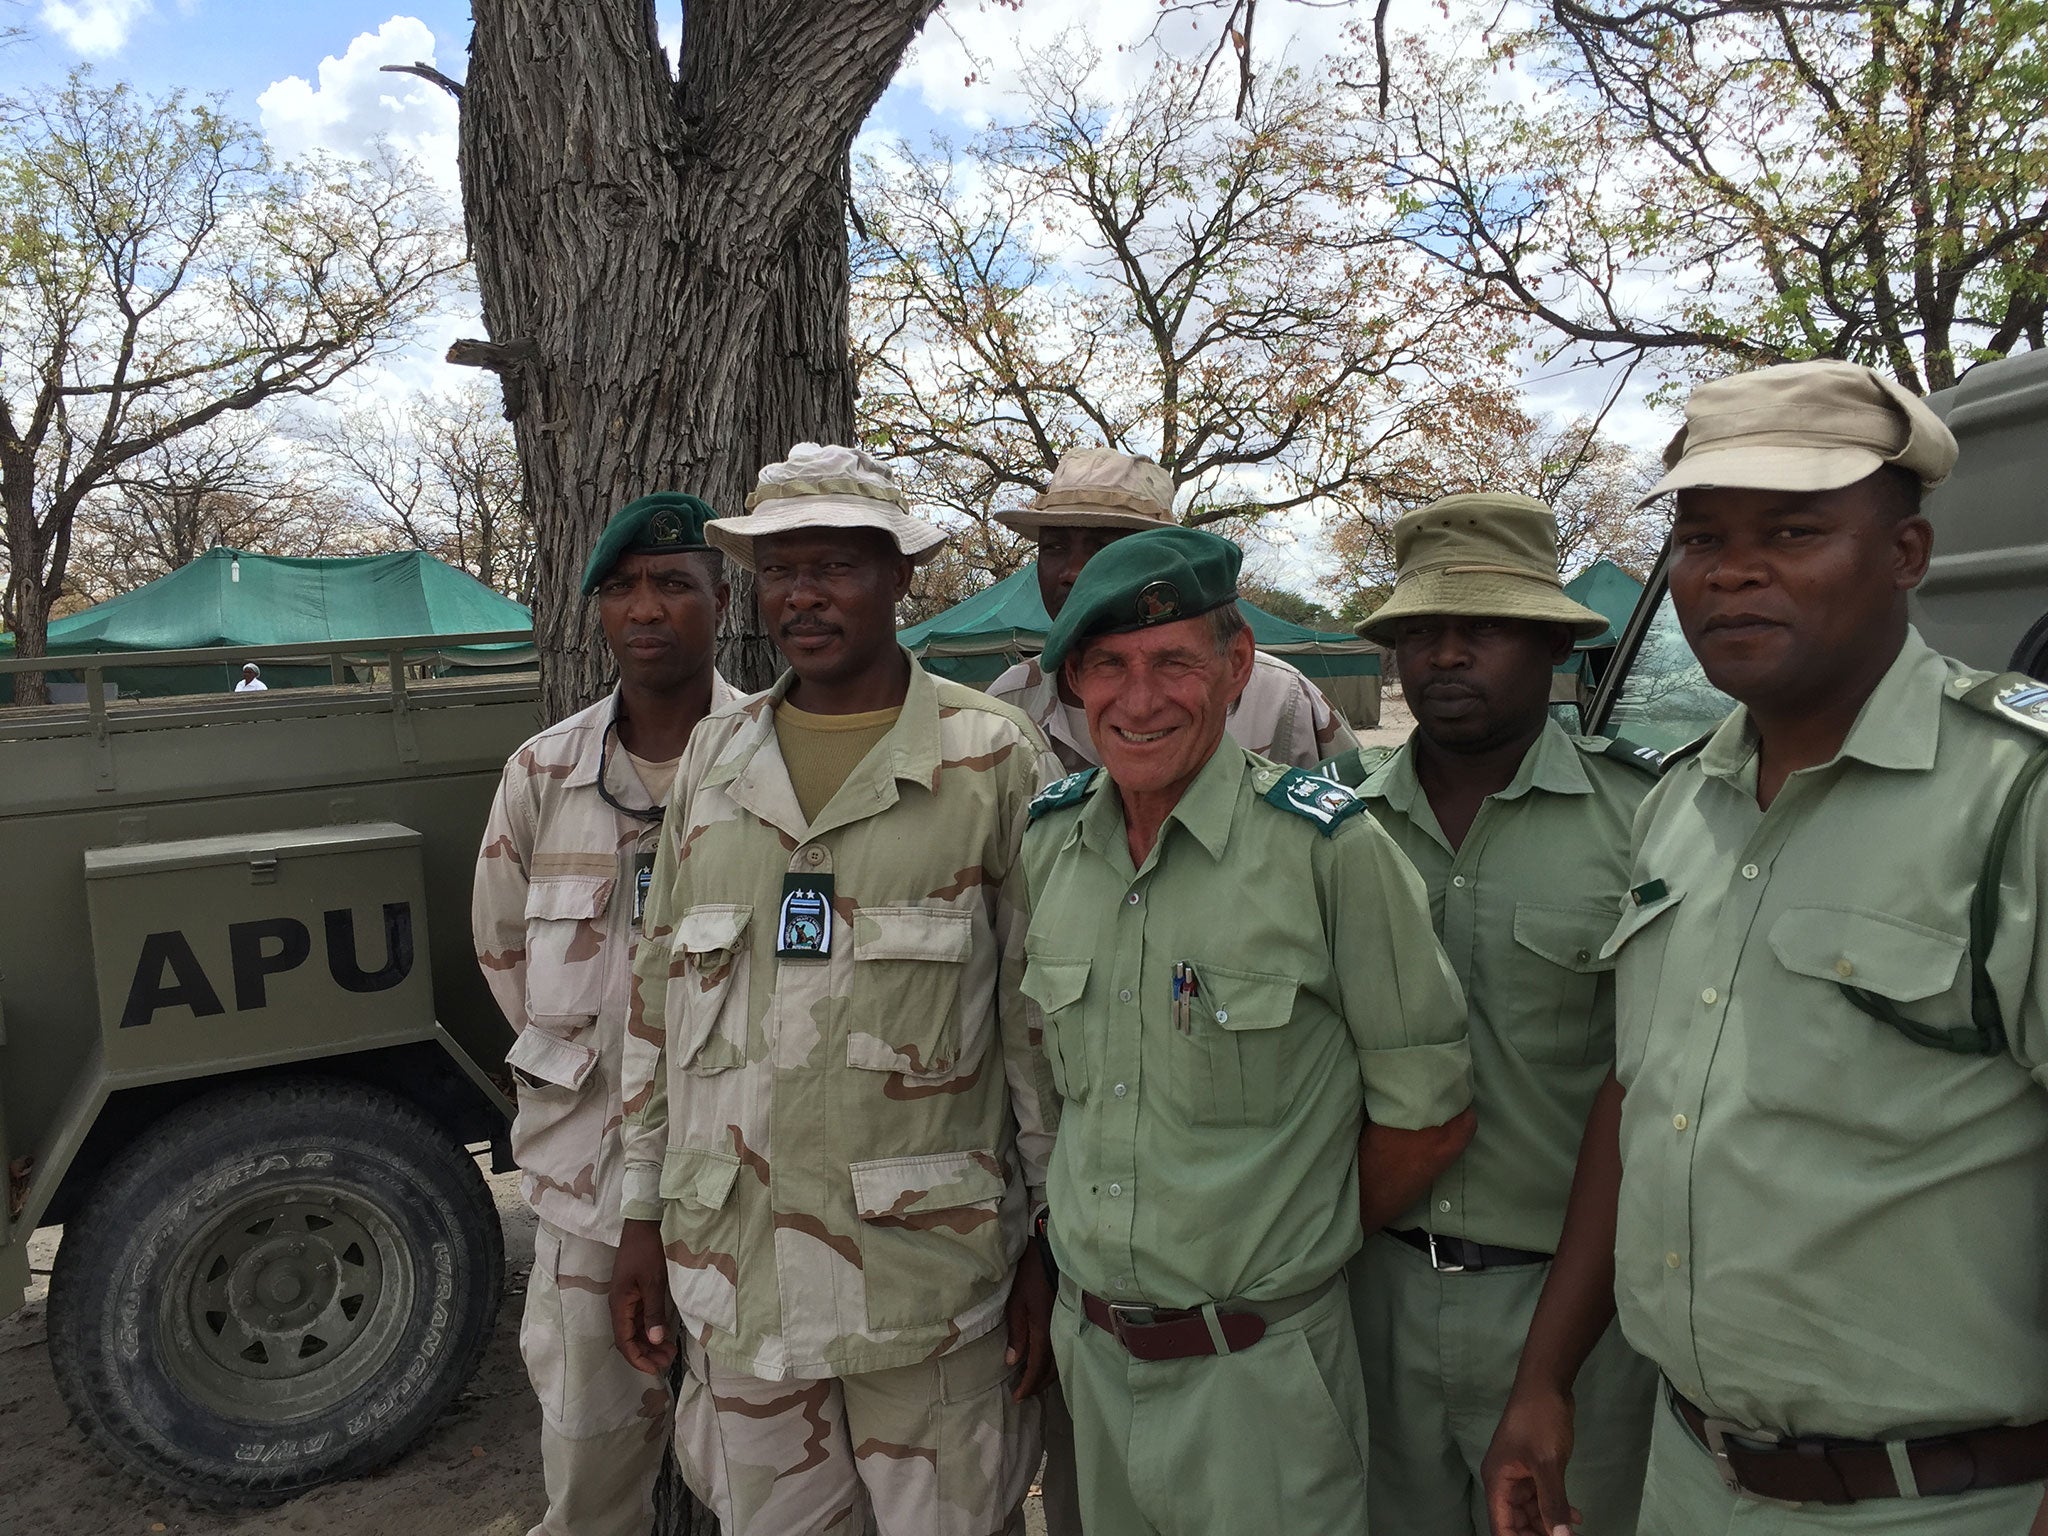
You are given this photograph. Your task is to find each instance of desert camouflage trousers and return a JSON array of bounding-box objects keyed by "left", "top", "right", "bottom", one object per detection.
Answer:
[
  {"left": 673, "top": 1323, "right": 1041, "bottom": 1536},
  {"left": 520, "top": 1224, "right": 672, "bottom": 1536}
]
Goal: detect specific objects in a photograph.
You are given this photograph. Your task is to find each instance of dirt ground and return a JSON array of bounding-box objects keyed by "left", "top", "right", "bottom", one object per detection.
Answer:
[
  {"left": 1356, "top": 685, "right": 1412, "bottom": 753},
  {"left": 1, "top": 1168, "right": 1051, "bottom": 1536}
]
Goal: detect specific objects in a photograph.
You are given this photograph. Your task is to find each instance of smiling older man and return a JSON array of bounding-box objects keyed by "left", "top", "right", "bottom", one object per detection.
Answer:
[{"left": 1015, "top": 525, "right": 1474, "bottom": 1536}]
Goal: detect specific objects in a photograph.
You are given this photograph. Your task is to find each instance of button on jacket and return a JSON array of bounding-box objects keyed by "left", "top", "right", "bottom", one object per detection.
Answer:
[
  {"left": 1607, "top": 630, "right": 2048, "bottom": 1439},
  {"left": 990, "top": 650, "right": 1359, "bottom": 775},
  {"left": 620, "top": 656, "right": 1062, "bottom": 1381},
  {"left": 1360, "top": 721, "right": 1651, "bottom": 1253},
  {"left": 1018, "top": 743, "right": 1472, "bottom": 1308},
  {"left": 474, "top": 678, "right": 740, "bottom": 1244}
]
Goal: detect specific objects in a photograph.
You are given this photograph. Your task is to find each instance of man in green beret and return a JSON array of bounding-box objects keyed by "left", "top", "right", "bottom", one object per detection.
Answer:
[
  {"left": 1017, "top": 524, "right": 1475, "bottom": 1536},
  {"left": 991, "top": 447, "right": 1360, "bottom": 774},
  {"left": 473, "top": 491, "right": 737, "bottom": 1536},
  {"left": 1320, "top": 494, "right": 1658, "bottom": 1536},
  {"left": 1485, "top": 360, "right": 2048, "bottom": 1535}
]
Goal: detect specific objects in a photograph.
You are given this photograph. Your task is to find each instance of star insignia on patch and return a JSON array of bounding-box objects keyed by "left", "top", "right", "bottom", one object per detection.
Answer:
[
  {"left": 1263, "top": 768, "right": 1366, "bottom": 835},
  {"left": 1995, "top": 681, "right": 2048, "bottom": 724}
]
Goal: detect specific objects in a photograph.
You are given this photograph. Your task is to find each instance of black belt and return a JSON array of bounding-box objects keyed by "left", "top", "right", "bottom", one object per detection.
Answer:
[
  {"left": 1388, "top": 1227, "right": 1550, "bottom": 1272},
  {"left": 1670, "top": 1385, "right": 2048, "bottom": 1504}
]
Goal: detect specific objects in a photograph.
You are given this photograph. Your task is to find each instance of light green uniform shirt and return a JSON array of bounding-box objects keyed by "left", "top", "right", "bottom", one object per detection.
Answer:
[
  {"left": 1357, "top": 721, "right": 1654, "bottom": 1253},
  {"left": 1017, "top": 743, "right": 1473, "bottom": 1309},
  {"left": 1608, "top": 629, "right": 2048, "bottom": 1439}
]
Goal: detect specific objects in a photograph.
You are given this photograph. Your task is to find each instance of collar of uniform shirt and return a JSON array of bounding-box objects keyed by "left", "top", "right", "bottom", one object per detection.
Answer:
[
  {"left": 1078, "top": 736, "right": 1243, "bottom": 868},
  {"left": 1697, "top": 626, "right": 1944, "bottom": 789},
  {"left": 1369, "top": 716, "right": 1596, "bottom": 818},
  {"left": 699, "top": 645, "right": 944, "bottom": 798}
]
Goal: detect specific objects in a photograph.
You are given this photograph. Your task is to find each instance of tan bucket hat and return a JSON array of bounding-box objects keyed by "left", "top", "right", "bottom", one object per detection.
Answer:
[
  {"left": 705, "top": 443, "right": 948, "bottom": 572},
  {"left": 1640, "top": 359, "right": 1958, "bottom": 507},
  {"left": 1358, "top": 493, "right": 1608, "bottom": 646},
  {"left": 994, "top": 448, "right": 1177, "bottom": 539}
]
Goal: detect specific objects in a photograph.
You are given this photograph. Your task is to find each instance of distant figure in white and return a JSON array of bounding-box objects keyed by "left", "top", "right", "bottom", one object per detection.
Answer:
[{"left": 234, "top": 664, "right": 267, "bottom": 693}]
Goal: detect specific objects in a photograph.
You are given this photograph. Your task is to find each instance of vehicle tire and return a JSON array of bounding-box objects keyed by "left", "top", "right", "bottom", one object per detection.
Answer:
[{"left": 46, "top": 1076, "right": 503, "bottom": 1505}]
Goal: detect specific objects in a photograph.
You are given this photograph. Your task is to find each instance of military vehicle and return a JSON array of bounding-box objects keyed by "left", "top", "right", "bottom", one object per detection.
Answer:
[
  {"left": 0, "top": 633, "right": 539, "bottom": 1504},
  {"left": 1592, "top": 348, "right": 2048, "bottom": 746}
]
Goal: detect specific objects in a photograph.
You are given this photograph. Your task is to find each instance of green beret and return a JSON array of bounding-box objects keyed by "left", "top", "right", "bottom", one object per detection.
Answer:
[
  {"left": 1040, "top": 525, "right": 1242, "bottom": 674},
  {"left": 581, "top": 492, "right": 719, "bottom": 595}
]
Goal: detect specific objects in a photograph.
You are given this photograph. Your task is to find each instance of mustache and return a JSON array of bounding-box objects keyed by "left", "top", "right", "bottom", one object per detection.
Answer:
[
  {"left": 1416, "top": 676, "right": 1483, "bottom": 697},
  {"left": 780, "top": 619, "right": 840, "bottom": 637}
]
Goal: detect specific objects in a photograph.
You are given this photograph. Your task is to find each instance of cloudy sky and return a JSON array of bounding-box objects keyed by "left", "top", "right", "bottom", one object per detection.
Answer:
[{"left": 0, "top": 1, "right": 1670, "bottom": 594}]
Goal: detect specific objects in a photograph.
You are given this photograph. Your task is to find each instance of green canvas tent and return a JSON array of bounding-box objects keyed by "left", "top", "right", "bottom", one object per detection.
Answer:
[
  {"left": 1564, "top": 558, "right": 1645, "bottom": 650},
  {"left": 899, "top": 567, "right": 1384, "bottom": 725},
  {"left": 1, "top": 547, "right": 534, "bottom": 700}
]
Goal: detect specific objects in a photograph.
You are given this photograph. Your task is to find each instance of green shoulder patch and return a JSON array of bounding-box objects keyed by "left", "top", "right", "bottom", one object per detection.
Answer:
[
  {"left": 1028, "top": 767, "right": 1101, "bottom": 822},
  {"left": 1576, "top": 734, "right": 1665, "bottom": 777},
  {"left": 1261, "top": 767, "right": 1369, "bottom": 836},
  {"left": 1957, "top": 672, "right": 2048, "bottom": 741},
  {"left": 1315, "top": 744, "right": 1397, "bottom": 790}
]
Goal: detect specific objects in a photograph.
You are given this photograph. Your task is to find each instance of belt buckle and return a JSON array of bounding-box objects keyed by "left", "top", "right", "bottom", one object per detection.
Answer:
[
  {"left": 1698, "top": 1416, "right": 1803, "bottom": 1508},
  {"left": 1106, "top": 1302, "right": 1157, "bottom": 1339},
  {"left": 1426, "top": 1232, "right": 1466, "bottom": 1274}
]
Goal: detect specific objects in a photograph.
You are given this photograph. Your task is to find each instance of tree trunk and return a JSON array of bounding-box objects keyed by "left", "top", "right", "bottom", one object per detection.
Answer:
[
  {"left": 1, "top": 466, "right": 50, "bottom": 707},
  {"left": 459, "top": 0, "right": 927, "bottom": 719}
]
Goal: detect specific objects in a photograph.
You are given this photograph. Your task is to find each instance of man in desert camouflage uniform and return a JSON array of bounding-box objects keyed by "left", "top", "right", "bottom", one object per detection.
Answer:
[
  {"left": 609, "top": 443, "right": 1062, "bottom": 1536},
  {"left": 991, "top": 447, "right": 1359, "bottom": 771},
  {"left": 474, "top": 493, "right": 738, "bottom": 1536}
]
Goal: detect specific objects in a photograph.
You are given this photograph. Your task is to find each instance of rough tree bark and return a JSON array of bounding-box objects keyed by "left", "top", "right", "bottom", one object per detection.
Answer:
[{"left": 456, "top": 0, "right": 927, "bottom": 717}]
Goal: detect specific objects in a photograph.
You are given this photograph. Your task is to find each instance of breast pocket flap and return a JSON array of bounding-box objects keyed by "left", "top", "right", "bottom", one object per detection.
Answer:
[
  {"left": 1768, "top": 908, "right": 1965, "bottom": 1003},
  {"left": 673, "top": 904, "right": 752, "bottom": 956},
  {"left": 658, "top": 1146, "right": 742, "bottom": 1210},
  {"left": 853, "top": 905, "right": 975, "bottom": 963},
  {"left": 524, "top": 874, "right": 612, "bottom": 921},
  {"left": 505, "top": 1024, "right": 598, "bottom": 1091},
  {"left": 1600, "top": 887, "right": 1685, "bottom": 961},
  {"left": 1514, "top": 904, "right": 1619, "bottom": 973},
  {"left": 1020, "top": 956, "right": 1090, "bottom": 1012},
  {"left": 1196, "top": 962, "right": 1297, "bottom": 1032},
  {"left": 850, "top": 1149, "right": 1008, "bottom": 1222}
]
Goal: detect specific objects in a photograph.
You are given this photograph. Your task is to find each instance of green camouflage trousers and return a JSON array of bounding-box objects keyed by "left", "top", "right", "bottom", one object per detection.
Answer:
[
  {"left": 673, "top": 1323, "right": 1040, "bottom": 1536},
  {"left": 520, "top": 1224, "right": 672, "bottom": 1536},
  {"left": 1640, "top": 1392, "right": 2047, "bottom": 1535},
  {"left": 1349, "top": 1230, "right": 1655, "bottom": 1536},
  {"left": 1054, "top": 1276, "right": 1370, "bottom": 1536}
]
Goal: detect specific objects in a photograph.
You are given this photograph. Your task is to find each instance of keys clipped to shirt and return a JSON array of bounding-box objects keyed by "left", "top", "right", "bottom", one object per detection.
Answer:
[{"left": 1172, "top": 961, "right": 1201, "bottom": 1033}]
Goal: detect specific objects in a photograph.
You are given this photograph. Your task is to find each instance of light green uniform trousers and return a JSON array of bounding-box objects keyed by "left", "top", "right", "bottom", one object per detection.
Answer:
[
  {"left": 1054, "top": 1277, "right": 1369, "bottom": 1536},
  {"left": 1349, "top": 1230, "right": 1655, "bottom": 1536},
  {"left": 1638, "top": 1393, "right": 2047, "bottom": 1535},
  {"left": 520, "top": 1224, "right": 672, "bottom": 1536}
]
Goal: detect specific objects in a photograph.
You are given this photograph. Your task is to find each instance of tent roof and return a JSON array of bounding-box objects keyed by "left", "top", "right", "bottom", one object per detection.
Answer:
[
  {"left": 1563, "top": 558, "right": 1644, "bottom": 649},
  {"left": 13, "top": 547, "right": 531, "bottom": 657},
  {"left": 900, "top": 566, "right": 1375, "bottom": 659}
]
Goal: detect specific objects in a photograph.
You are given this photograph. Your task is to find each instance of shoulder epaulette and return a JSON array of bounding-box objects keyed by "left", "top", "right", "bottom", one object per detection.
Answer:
[
  {"left": 1028, "top": 768, "right": 1100, "bottom": 822},
  {"left": 1315, "top": 744, "right": 1397, "bottom": 790},
  {"left": 1956, "top": 672, "right": 2048, "bottom": 741},
  {"left": 1259, "top": 766, "right": 1369, "bottom": 836},
  {"left": 1575, "top": 734, "right": 1665, "bottom": 778}
]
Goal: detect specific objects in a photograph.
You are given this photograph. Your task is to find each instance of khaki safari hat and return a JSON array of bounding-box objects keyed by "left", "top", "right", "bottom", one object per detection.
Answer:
[
  {"left": 1358, "top": 493, "right": 1608, "bottom": 647},
  {"left": 705, "top": 443, "right": 947, "bottom": 572},
  {"left": 1640, "top": 359, "right": 1958, "bottom": 507},
  {"left": 995, "top": 448, "right": 1177, "bottom": 539}
]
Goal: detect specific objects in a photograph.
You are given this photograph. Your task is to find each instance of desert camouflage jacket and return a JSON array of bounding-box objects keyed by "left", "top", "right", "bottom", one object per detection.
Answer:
[
  {"left": 621, "top": 655, "right": 1062, "bottom": 1380},
  {"left": 988, "top": 648, "right": 1360, "bottom": 774},
  {"left": 474, "top": 677, "right": 740, "bottom": 1244}
]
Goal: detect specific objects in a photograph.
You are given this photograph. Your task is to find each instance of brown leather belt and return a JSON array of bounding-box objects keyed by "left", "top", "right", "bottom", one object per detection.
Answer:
[
  {"left": 1388, "top": 1227, "right": 1551, "bottom": 1272},
  {"left": 1079, "top": 1282, "right": 1326, "bottom": 1362},
  {"left": 1671, "top": 1387, "right": 2048, "bottom": 1504}
]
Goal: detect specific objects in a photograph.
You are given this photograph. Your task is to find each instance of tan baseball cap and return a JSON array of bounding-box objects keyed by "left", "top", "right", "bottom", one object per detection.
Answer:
[
  {"left": 1358, "top": 493, "right": 1609, "bottom": 646},
  {"left": 1640, "top": 359, "right": 1958, "bottom": 507},
  {"left": 995, "top": 448, "right": 1177, "bottom": 539},
  {"left": 705, "top": 443, "right": 947, "bottom": 572}
]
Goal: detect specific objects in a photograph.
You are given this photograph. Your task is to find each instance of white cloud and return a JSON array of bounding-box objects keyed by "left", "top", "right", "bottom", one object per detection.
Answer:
[
  {"left": 37, "top": 0, "right": 153, "bottom": 55},
  {"left": 257, "top": 16, "right": 459, "bottom": 190}
]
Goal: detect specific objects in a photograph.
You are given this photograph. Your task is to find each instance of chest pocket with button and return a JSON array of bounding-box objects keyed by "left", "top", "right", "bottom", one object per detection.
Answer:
[
  {"left": 1170, "top": 961, "right": 1298, "bottom": 1127},
  {"left": 507, "top": 875, "right": 613, "bottom": 1192},
  {"left": 1020, "top": 955, "right": 1092, "bottom": 1103},
  {"left": 669, "top": 904, "right": 752, "bottom": 1075},
  {"left": 846, "top": 904, "right": 977, "bottom": 1078},
  {"left": 1508, "top": 903, "right": 1620, "bottom": 1065},
  {"left": 1600, "top": 887, "right": 1684, "bottom": 1086}
]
